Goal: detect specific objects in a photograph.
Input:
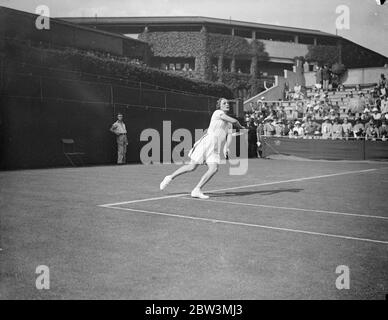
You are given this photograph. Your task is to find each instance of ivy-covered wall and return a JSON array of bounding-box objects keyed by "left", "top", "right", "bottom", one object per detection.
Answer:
[
  {"left": 139, "top": 30, "right": 210, "bottom": 79},
  {"left": 207, "top": 34, "right": 268, "bottom": 60},
  {"left": 139, "top": 30, "right": 269, "bottom": 97},
  {"left": 139, "top": 30, "right": 268, "bottom": 61},
  {"left": 138, "top": 31, "right": 204, "bottom": 58}
]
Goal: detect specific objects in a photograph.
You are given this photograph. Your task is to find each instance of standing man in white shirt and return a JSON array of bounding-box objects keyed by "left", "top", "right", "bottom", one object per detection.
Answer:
[{"left": 110, "top": 113, "right": 128, "bottom": 165}]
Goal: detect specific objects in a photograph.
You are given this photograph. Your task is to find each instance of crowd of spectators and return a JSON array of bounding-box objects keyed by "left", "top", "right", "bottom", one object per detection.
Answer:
[{"left": 244, "top": 73, "right": 388, "bottom": 157}]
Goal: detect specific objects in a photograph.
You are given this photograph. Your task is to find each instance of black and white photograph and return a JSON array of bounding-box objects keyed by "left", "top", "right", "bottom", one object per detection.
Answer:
[{"left": 0, "top": 0, "right": 387, "bottom": 305}]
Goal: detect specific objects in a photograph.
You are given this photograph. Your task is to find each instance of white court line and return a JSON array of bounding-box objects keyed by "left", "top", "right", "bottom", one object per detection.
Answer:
[
  {"left": 99, "top": 168, "right": 377, "bottom": 207},
  {"left": 103, "top": 206, "right": 388, "bottom": 245},
  {"left": 181, "top": 197, "right": 388, "bottom": 220}
]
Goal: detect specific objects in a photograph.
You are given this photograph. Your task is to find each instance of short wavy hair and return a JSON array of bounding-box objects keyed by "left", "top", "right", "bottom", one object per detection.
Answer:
[{"left": 216, "top": 98, "right": 228, "bottom": 109}]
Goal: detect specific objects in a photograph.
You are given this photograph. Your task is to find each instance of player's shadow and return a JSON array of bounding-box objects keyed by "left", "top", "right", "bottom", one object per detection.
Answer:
[{"left": 208, "top": 188, "right": 303, "bottom": 197}]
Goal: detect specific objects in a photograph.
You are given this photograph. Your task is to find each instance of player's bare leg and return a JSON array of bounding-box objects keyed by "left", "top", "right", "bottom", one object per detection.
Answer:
[
  {"left": 191, "top": 163, "right": 218, "bottom": 199},
  {"left": 160, "top": 162, "right": 198, "bottom": 190}
]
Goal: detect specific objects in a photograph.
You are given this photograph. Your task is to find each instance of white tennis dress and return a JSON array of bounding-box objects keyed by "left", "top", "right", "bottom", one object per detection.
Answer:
[{"left": 188, "top": 109, "right": 232, "bottom": 164}]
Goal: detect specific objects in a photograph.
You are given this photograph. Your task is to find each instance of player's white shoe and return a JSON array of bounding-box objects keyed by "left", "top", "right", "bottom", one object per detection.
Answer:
[
  {"left": 160, "top": 175, "right": 172, "bottom": 190},
  {"left": 191, "top": 188, "right": 209, "bottom": 199}
]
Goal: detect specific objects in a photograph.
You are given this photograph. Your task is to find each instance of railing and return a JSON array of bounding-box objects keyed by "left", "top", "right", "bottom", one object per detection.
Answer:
[
  {"left": 259, "top": 134, "right": 388, "bottom": 142},
  {"left": 260, "top": 135, "right": 388, "bottom": 161}
]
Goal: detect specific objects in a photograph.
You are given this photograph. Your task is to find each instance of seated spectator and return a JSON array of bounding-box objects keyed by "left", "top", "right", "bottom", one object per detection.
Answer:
[
  {"left": 353, "top": 118, "right": 365, "bottom": 139},
  {"left": 365, "top": 120, "right": 380, "bottom": 140},
  {"left": 321, "top": 117, "right": 333, "bottom": 139},
  {"left": 269, "top": 104, "right": 278, "bottom": 118},
  {"left": 359, "top": 92, "right": 367, "bottom": 110},
  {"left": 364, "top": 118, "right": 374, "bottom": 131},
  {"left": 371, "top": 107, "right": 382, "bottom": 120},
  {"left": 274, "top": 120, "right": 285, "bottom": 136},
  {"left": 380, "top": 96, "right": 388, "bottom": 115},
  {"left": 349, "top": 93, "right": 363, "bottom": 116},
  {"left": 365, "top": 90, "right": 375, "bottom": 107},
  {"left": 331, "top": 118, "right": 344, "bottom": 140},
  {"left": 373, "top": 85, "right": 381, "bottom": 99},
  {"left": 379, "top": 119, "right": 388, "bottom": 140},
  {"left": 296, "top": 101, "right": 304, "bottom": 118},
  {"left": 321, "top": 100, "right": 331, "bottom": 116},
  {"left": 305, "top": 96, "right": 313, "bottom": 108},
  {"left": 283, "top": 120, "right": 291, "bottom": 137},
  {"left": 305, "top": 106, "right": 315, "bottom": 121},
  {"left": 263, "top": 117, "right": 275, "bottom": 136},
  {"left": 346, "top": 108, "right": 355, "bottom": 120},
  {"left": 293, "top": 83, "right": 303, "bottom": 100},
  {"left": 291, "top": 103, "right": 298, "bottom": 120},
  {"left": 361, "top": 108, "right": 372, "bottom": 121},
  {"left": 333, "top": 101, "right": 341, "bottom": 114},
  {"left": 342, "top": 117, "right": 353, "bottom": 139},
  {"left": 276, "top": 106, "right": 287, "bottom": 122},
  {"left": 313, "top": 104, "right": 322, "bottom": 120},
  {"left": 291, "top": 121, "right": 304, "bottom": 137},
  {"left": 313, "top": 120, "right": 321, "bottom": 136},
  {"left": 328, "top": 109, "right": 337, "bottom": 121},
  {"left": 303, "top": 118, "right": 318, "bottom": 138}
]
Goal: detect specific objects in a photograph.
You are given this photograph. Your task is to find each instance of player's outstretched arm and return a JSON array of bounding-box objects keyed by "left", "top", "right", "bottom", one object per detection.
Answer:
[{"left": 219, "top": 113, "right": 245, "bottom": 129}]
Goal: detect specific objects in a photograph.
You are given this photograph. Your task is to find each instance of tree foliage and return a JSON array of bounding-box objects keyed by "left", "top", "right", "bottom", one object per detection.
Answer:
[{"left": 305, "top": 45, "right": 340, "bottom": 66}]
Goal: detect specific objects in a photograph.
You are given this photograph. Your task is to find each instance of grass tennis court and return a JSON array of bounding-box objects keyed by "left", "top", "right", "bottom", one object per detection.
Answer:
[{"left": 1, "top": 158, "right": 387, "bottom": 299}]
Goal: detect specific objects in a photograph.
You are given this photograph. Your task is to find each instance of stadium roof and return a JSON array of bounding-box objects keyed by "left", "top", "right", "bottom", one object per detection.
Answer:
[
  {"left": 58, "top": 16, "right": 340, "bottom": 38},
  {"left": 0, "top": 6, "right": 148, "bottom": 45}
]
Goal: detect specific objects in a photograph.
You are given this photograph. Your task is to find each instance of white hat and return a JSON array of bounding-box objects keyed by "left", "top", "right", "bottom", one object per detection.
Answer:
[
  {"left": 372, "top": 107, "right": 379, "bottom": 112},
  {"left": 363, "top": 108, "right": 370, "bottom": 113},
  {"left": 295, "top": 121, "right": 301, "bottom": 125}
]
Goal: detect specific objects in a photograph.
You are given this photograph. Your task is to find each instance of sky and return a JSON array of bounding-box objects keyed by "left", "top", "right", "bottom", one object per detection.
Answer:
[{"left": 1, "top": 0, "right": 387, "bottom": 57}]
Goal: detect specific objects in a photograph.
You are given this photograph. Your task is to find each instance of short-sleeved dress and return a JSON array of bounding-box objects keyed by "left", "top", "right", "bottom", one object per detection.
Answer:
[{"left": 188, "top": 109, "right": 233, "bottom": 164}]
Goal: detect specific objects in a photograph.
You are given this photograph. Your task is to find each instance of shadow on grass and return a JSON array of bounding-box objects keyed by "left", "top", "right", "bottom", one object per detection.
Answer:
[{"left": 208, "top": 188, "right": 304, "bottom": 197}]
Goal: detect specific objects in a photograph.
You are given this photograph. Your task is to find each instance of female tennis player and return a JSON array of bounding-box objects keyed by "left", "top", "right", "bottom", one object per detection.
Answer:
[{"left": 160, "top": 98, "right": 246, "bottom": 199}]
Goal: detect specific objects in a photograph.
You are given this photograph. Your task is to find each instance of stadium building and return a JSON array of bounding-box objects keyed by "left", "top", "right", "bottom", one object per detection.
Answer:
[{"left": 61, "top": 16, "right": 387, "bottom": 86}]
